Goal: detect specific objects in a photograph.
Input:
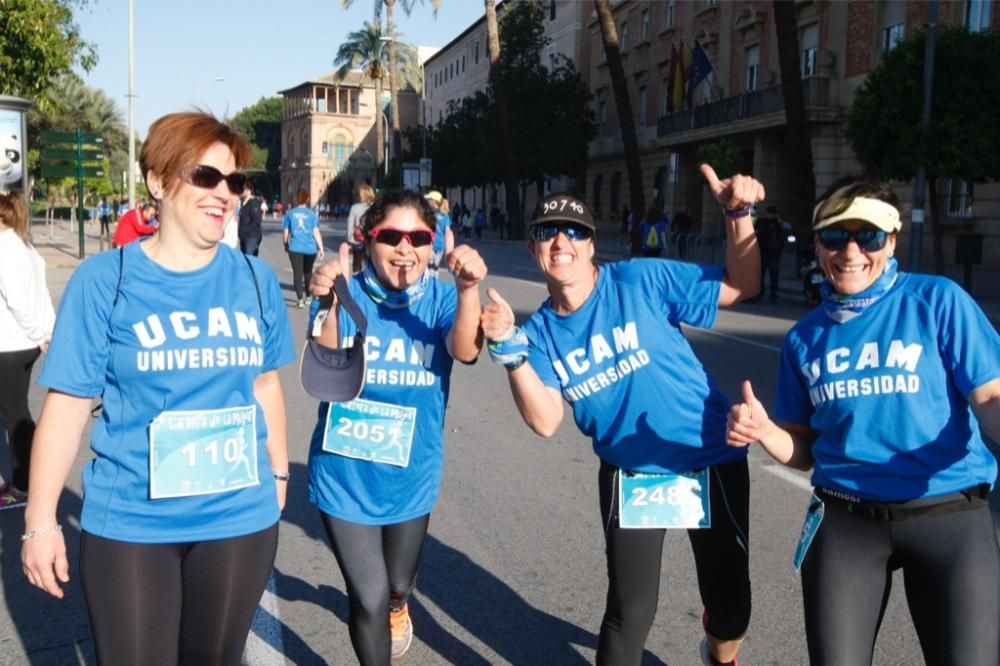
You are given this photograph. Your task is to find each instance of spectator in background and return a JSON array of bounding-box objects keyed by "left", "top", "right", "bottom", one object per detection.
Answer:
[
  {"left": 97, "top": 198, "right": 112, "bottom": 238},
  {"left": 755, "top": 205, "right": 786, "bottom": 304},
  {"left": 346, "top": 184, "right": 375, "bottom": 273},
  {"left": 0, "top": 191, "right": 55, "bottom": 510},
  {"left": 424, "top": 190, "right": 452, "bottom": 276},
  {"left": 238, "top": 184, "right": 264, "bottom": 256},
  {"left": 112, "top": 202, "right": 157, "bottom": 247},
  {"left": 474, "top": 207, "right": 486, "bottom": 240},
  {"left": 283, "top": 189, "right": 324, "bottom": 308},
  {"left": 639, "top": 206, "right": 668, "bottom": 258}
]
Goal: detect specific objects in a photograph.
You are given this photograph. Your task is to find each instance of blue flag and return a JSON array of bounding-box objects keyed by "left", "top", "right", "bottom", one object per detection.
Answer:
[{"left": 687, "top": 41, "right": 713, "bottom": 106}]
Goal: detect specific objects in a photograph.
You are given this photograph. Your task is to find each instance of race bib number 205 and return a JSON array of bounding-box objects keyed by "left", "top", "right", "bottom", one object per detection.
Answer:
[{"left": 322, "top": 398, "right": 416, "bottom": 467}]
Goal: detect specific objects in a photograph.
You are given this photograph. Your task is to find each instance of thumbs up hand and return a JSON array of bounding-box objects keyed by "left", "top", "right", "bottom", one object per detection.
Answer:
[
  {"left": 700, "top": 163, "right": 766, "bottom": 211},
  {"left": 726, "top": 380, "right": 774, "bottom": 448},
  {"left": 445, "top": 228, "right": 487, "bottom": 290},
  {"left": 309, "top": 242, "right": 353, "bottom": 304},
  {"left": 481, "top": 287, "right": 516, "bottom": 341}
]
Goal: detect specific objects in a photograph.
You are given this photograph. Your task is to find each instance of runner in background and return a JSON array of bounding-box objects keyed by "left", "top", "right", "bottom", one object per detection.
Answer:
[
  {"left": 728, "top": 177, "right": 1000, "bottom": 665},
  {"left": 21, "top": 111, "right": 295, "bottom": 666},
  {"left": 307, "top": 190, "right": 485, "bottom": 664},
  {"left": 481, "top": 165, "right": 763, "bottom": 666}
]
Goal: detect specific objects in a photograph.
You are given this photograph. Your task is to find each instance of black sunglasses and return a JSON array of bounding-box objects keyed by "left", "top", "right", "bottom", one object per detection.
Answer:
[
  {"left": 368, "top": 227, "right": 436, "bottom": 248},
  {"left": 531, "top": 223, "right": 594, "bottom": 242},
  {"left": 816, "top": 227, "right": 889, "bottom": 252},
  {"left": 185, "top": 165, "right": 248, "bottom": 195}
]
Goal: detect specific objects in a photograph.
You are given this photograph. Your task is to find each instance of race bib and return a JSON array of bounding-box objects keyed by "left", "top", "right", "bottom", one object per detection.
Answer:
[
  {"left": 322, "top": 398, "right": 416, "bottom": 467},
  {"left": 149, "top": 406, "right": 259, "bottom": 499},
  {"left": 619, "top": 469, "right": 711, "bottom": 529},
  {"left": 793, "top": 495, "right": 825, "bottom": 571}
]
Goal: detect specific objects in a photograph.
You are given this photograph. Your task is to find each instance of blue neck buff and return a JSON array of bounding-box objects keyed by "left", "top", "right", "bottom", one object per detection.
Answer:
[
  {"left": 361, "top": 261, "right": 429, "bottom": 309},
  {"left": 820, "top": 257, "right": 899, "bottom": 323}
]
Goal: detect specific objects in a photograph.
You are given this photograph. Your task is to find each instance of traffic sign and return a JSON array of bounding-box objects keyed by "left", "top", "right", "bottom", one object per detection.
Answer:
[
  {"left": 40, "top": 165, "right": 105, "bottom": 179},
  {"left": 40, "top": 131, "right": 104, "bottom": 145},
  {"left": 41, "top": 148, "right": 105, "bottom": 161}
]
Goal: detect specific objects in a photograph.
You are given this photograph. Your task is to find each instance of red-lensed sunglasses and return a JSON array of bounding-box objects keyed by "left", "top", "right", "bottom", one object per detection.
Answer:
[
  {"left": 184, "top": 164, "right": 248, "bottom": 195},
  {"left": 368, "top": 227, "right": 436, "bottom": 247}
]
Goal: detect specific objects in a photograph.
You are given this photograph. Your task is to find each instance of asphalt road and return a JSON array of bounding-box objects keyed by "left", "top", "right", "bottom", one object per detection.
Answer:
[{"left": 1, "top": 217, "right": 995, "bottom": 665}]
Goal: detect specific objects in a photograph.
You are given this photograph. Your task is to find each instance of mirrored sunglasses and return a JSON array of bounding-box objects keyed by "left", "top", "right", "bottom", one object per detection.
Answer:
[
  {"left": 368, "top": 227, "right": 436, "bottom": 247},
  {"left": 816, "top": 227, "right": 888, "bottom": 252},
  {"left": 185, "top": 165, "right": 248, "bottom": 195},
  {"left": 531, "top": 223, "right": 594, "bottom": 242}
]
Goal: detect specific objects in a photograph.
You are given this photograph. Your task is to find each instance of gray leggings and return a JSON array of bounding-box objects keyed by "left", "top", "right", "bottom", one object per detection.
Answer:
[
  {"left": 320, "top": 511, "right": 430, "bottom": 666},
  {"left": 801, "top": 499, "right": 1000, "bottom": 665}
]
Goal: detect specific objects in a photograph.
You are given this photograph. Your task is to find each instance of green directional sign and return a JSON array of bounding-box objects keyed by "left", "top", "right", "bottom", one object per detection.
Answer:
[
  {"left": 41, "top": 147, "right": 105, "bottom": 161},
  {"left": 40, "top": 131, "right": 104, "bottom": 145},
  {"left": 40, "top": 165, "right": 105, "bottom": 179}
]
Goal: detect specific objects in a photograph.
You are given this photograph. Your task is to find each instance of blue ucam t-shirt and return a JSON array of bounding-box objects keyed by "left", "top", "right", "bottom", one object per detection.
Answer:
[
  {"left": 37, "top": 242, "right": 295, "bottom": 543},
  {"left": 284, "top": 206, "right": 321, "bottom": 254},
  {"left": 774, "top": 273, "right": 1000, "bottom": 501},
  {"left": 308, "top": 273, "right": 457, "bottom": 525},
  {"left": 523, "top": 259, "right": 744, "bottom": 474}
]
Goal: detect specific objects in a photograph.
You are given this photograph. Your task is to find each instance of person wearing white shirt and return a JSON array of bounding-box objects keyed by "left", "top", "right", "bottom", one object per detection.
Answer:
[{"left": 0, "top": 191, "right": 55, "bottom": 510}]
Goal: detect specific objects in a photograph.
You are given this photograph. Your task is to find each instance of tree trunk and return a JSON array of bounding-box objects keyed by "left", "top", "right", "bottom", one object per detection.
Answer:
[
  {"left": 595, "top": 0, "right": 644, "bottom": 256},
  {"left": 773, "top": 1, "right": 816, "bottom": 243},
  {"left": 375, "top": 75, "right": 385, "bottom": 185},
  {"left": 927, "top": 176, "right": 945, "bottom": 274},
  {"left": 485, "top": 0, "right": 522, "bottom": 238},
  {"left": 386, "top": 0, "right": 402, "bottom": 185}
]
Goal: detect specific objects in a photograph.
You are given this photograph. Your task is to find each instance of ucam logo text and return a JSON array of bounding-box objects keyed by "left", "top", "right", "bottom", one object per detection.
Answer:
[
  {"left": 132, "top": 309, "right": 261, "bottom": 349},
  {"left": 800, "top": 339, "right": 923, "bottom": 386},
  {"left": 552, "top": 322, "right": 639, "bottom": 386}
]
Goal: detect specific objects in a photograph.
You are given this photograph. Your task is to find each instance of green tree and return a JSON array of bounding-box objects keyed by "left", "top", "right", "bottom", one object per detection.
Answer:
[
  {"left": 0, "top": 0, "right": 97, "bottom": 109},
  {"left": 846, "top": 26, "right": 1000, "bottom": 274},
  {"left": 28, "top": 74, "right": 129, "bottom": 204},
  {"left": 594, "top": 0, "right": 644, "bottom": 255},
  {"left": 230, "top": 96, "right": 284, "bottom": 199}
]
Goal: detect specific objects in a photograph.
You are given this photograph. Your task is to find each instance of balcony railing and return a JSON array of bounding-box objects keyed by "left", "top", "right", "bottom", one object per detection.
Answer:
[{"left": 656, "top": 77, "right": 832, "bottom": 138}]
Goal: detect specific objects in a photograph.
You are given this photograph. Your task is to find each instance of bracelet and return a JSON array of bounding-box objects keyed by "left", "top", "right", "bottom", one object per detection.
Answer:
[
  {"left": 504, "top": 356, "right": 527, "bottom": 371},
  {"left": 21, "top": 525, "right": 62, "bottom": 542},
  {"left": 272, "top": 471, "right": 290, "bottom": 481},
  {"left": 724, "top": 205, "right": 753, "bottom": 218}
]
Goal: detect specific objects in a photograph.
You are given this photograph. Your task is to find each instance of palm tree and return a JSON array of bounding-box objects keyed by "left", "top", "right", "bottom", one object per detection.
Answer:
[
  {"left": 333, "top": 22, "right": 421, "bottom": 184},
  {"left": 773, "top": 1, "right": 816, "bottom": 243},
  {"left": 342, "top": 0, "right": 440, "bottom": 183},
  {"left": 594, "top": 0, "right": 644, "bottom": 255},
  {"left": 484, "top": 0, "right": 522, "bottom": 238}
]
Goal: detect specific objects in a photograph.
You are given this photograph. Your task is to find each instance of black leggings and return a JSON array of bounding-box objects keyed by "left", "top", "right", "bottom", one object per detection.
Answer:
[
  {"left": 596, "top": 459, "right": 751, "bottom": 665},
  {"left": 288, "top": 251, "right": 317, "bottom": 301},
  {"left": 0, "top": 347, "right": 40, "bottom": 491},
  {"left": 80, "top": 524, "right": 278, "bottom": 666},
  {"left": 320, "top": 512, "right": 429, "bottom": 666},
  {"left": 801, "top": 499, "right": 1000, "bottom": 665}
]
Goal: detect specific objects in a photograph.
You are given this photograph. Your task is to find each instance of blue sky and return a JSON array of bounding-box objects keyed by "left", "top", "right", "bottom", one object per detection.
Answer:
[{"left": 72, "top": 0, "right": 484, "bottom": 137}]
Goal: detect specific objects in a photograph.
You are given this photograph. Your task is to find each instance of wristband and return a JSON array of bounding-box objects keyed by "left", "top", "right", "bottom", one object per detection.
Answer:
[
  {"left": 487, "top": 326, "right": 530, "bottom": 369},
  {"left": 273, "top": 471, "right": 290, "bottom": 481},
  {"left": 21, "top": 525, "right": 62, "bottom": 542},
  {"left": 724, "top": 205, "right": 753, "bottom": 218}
]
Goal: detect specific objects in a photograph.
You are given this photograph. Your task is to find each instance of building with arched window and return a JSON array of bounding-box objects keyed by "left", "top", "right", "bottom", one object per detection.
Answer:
[{"left": 278, "top": 69, "right": 419, "bottom": 209}]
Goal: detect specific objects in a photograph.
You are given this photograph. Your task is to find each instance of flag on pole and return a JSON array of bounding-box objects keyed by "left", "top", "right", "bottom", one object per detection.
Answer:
[
  {"left": 687, "top": 40, "right": 714, "bottom": 107},
  {"left": 669, "top": 42, "right": 692, "bottom": 112}
]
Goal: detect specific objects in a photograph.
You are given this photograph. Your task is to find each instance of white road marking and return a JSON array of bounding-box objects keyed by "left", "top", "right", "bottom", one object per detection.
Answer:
[
  {"left": 761, "top": 463, "right": 813, "bottom": 491},
  {"left": 692, "top": 328, "right": 782, "bottom": 352},
  {"left": 242, "top": 573, "right": 285, "bottom": 665}
]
